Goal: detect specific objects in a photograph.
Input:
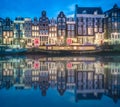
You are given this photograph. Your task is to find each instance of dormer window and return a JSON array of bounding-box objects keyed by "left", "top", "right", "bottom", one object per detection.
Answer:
[
  {"left": 94, "top": 11, "right": 98, "bottom": 15},
  {"left": 82, "top": 10, "right": 87, "bottom": 14}
]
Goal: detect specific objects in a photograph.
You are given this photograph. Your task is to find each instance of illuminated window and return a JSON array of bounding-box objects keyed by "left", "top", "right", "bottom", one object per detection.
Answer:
[
  {"left": 32, "top": 26, "right": 34, "bottom": 30},
  {"left": 62, "top": 30, "right": 65, "bottom": 36},
  {"left": 7, "top": 32, "right": 9, "bottom": 36},
  {"left": 37, "top": 32, "right": 39, "bottom": 36},
  {"left": 58, "top": 30, "right": 61, "bottom": 36},
  {"left": 88, "top": 28, "right": 93, "bottom": 35},
  {"left": 37, "top": 26, "right": 39, "bottom": 30},
  {"left": 49, "top": 33, "right": 51, "bottom": 37},
  {"left": 3, "top": 32, "right": 6, "bottom": 36},
  {"left": 94, "top": 28, "right": 98, "bottom": 32},
  {"left": 51, "top": 28, "right": 53, "bottom": 31},
  {"left": 54, "top": 28, "right": 56, "bottom": 31},
  {"left": 10, "top": 32, "right": 13, "bottom": 37},
  {"left": 32, "top": 32, "right": 34, "bottom": 36}
]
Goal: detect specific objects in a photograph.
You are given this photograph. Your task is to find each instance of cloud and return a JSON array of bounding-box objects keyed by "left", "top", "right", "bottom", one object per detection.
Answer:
[
  {"left": 64, "top": 3, "right": 77, "bottom": 18},
  {"left": 68, "top": 4, "right": 75, "bottom": 12},
  {"left": 67, "top": 14, "right": 74, "bottom": 18}
]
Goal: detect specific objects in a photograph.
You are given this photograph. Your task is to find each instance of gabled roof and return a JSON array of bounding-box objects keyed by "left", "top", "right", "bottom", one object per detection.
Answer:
[
  {"left": 0, "top": 17, "right": 4, "bottom": 22},
  {"left": 104, "top": 4, "right": 120, "bottom": 14},
  {"left": 76, "top": 5, "right": 103, "bottom": 14},
  {"left": 57, "top": 11, "right": 66, "bottom": 18}
]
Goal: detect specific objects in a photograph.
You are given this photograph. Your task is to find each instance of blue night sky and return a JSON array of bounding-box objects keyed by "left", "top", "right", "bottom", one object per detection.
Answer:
[{"left": 0, "top": 0, "right": 120, "bottom": 19}]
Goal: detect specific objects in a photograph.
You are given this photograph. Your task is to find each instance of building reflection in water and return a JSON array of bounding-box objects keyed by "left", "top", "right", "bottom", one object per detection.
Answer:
[{"left": 0, "top": 56, "right": 120, "bottom": 103}]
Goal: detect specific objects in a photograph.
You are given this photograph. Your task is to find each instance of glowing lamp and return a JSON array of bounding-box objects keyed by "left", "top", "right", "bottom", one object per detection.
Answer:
[
  {"left": 67, "top": 38, "right": 72, "bottom": 45},
  {"left": 34, "top": 38, "right": 40, "bottom": 46},
  {"left": 67, "top": 62, "right": 72, "bottom": 69},
  {"left": 34, "top": 61, "right": 40, "bottom": 69}
]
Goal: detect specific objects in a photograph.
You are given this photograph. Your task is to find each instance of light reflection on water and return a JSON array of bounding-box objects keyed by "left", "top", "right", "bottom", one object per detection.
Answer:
[{"left": 0, "top": 55, "right": 120, "bottom": 107}]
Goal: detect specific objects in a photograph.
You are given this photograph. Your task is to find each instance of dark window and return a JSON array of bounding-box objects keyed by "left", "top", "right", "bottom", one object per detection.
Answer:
[{"left": 16, "top": 24, "right": 20, "bottom": 30}]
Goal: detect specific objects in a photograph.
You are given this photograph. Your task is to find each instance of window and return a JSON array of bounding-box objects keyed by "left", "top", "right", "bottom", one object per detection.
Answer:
[
  {"left": 33, "top": 26, "right": 35, "bottom": 30},
  {"left": 10, "top": 31, "right": 13, "bottom": 37},
  {"left": 118, "top": 12, "right": 120, "bottom": 16},
  {"left": 32, "top": 32, "right": 34, "bottom": 36},
  {"left": 78, "top": 27, "right": 82, "bottom": 35},
  {"left": 62, "top": 30, "right": 65, "bottom": 36},
  {"left": 37, "top": 32, "right": 39, "bottom": 36},
  {"left": 28, "top": 39, "right": 31, "bottom": 43},
  {"left": 119, "top": 34, "right": 120, "bottom": 38},
  {"left": 54, "top": 27, "right": 56, "bottom": 31},
  {"left": 99, "top": 28, "right": 102, "bottom": 32},
  {"left": 94, "top": 11, "right": 98, "bottom": 15},
  {"left": 20, "top": 32, "right": 23, "bottom": 37},
  {"left": 83, "top": 28, "right": 87, "bottom": 35},
  {"left": 62, "top": 18, "right": 65, "bottom": 22},
  {"left": 94, "top": 28, "right": 98, "bottom": 32},
  {"left": 36, "top": 26, "right": 38, "bottom": 30},
  {"left": 62, "top": 24, "right": 66, "bottom": 29},
  {"left": 62, "top": 23, "right": 65, "bottom": 26},
  {"left": 112, "top": 12, "right": 114, "bottom": 16},
  {"left": 67, "top": 31, "right": 71, "bottom": 37},
  {"left": 115, "top": 12, "right": 117, "bottom": 16},
  {"left": 16, "top": 24, "right": 19, "bottom": 30},
  {"left": 58, "top": 30, "right": 61, "bottom": 36},
  {"left": 34, "top": 26, "right": 36, "bottom": 30},
  {"left": 20, "top": 24, "right": 23, "bottom": 30},
  {"left": 58, "top": 18, "right": 61, "bottom": 22},
  {"left": 82, "top": 10, "right": 87, "bottom": 14},
  {"left": 71, "top": 25, "right": 74, "bottom": 30},
  {"left": 88, "top": 28, "right": 93, "bottom": 35},
  {"left": 67, "top": 25, "right": 70, "bottom": 30},
  {"left": 71, "top": 31, "right": 74, "bottom": 36},
  {"left": 111, "top": 34, "right": 114, "bottom": 39},
  {"left": 112, "top": 18, "right": 115, "bottom": 22},
  {"left": 3, "top": 32, "right": 6, "bottom": 36}
]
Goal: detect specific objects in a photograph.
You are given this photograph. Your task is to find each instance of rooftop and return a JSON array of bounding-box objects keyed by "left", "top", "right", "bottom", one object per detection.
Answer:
[{"left": 75, "top": 5, "right": 103, "bottom": 14}]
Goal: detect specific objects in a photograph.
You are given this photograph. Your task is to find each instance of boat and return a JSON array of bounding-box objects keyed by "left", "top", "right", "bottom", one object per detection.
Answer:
[{"left": 0, "top": 45, "right": 27, "bottom": 55}]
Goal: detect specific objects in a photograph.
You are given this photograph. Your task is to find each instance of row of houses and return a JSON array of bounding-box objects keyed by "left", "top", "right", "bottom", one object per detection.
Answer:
[{"left": 0, "top": 4, "right": 120, "bottom": 48}]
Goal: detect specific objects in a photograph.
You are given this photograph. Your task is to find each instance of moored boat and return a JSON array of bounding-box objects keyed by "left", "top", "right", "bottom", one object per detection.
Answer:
[{"left": 0, "top": 45, "right": 27, "bottom": 55}]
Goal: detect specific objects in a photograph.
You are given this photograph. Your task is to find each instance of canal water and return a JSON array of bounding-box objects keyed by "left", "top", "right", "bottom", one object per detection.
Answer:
[{"left": 0, "top": 55, "right": 120, "bottom": 107}]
